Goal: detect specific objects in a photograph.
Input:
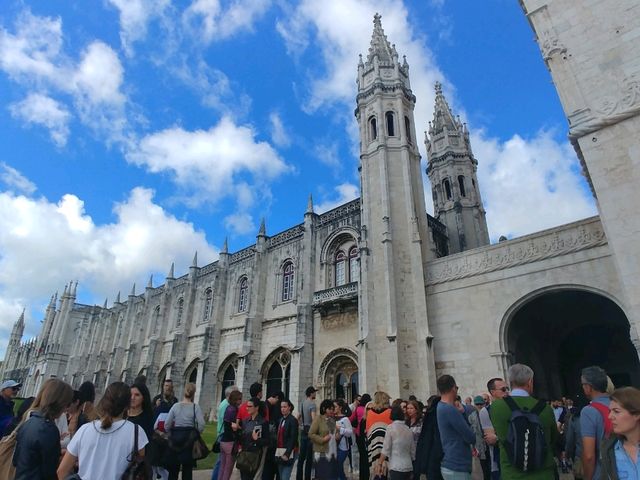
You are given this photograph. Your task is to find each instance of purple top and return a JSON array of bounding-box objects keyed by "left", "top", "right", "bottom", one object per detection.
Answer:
[{"left": 224, "top": 404, "right": 238, "bottom": 423}]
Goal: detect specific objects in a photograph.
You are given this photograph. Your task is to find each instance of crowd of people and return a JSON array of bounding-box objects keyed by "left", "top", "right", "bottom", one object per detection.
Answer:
[{"left": 0, "top": 362, "right": 639, "bottom": 480}]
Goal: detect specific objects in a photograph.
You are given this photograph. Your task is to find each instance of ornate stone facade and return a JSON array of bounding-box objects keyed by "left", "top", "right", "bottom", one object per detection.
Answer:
[{"left": 3, "top": 7, "right": 640, "bottom": 410}]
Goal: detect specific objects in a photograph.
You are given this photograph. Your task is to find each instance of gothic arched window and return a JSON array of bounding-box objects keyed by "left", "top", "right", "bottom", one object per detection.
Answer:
[
  {"left": 349, "top": 246, "right": 359, "bottom": 283},
  {"left": 443, "top": 178, "right": 452, "bottom": 200},
  {"left": 238, "top": 277, "right": 248, "bottom": 312},
  {"left": 458, "top": 175, "right": 466, "bottom": 197},
  {"left": 405, "top": 116, "right": 412, "bottom": 143},
  {"left": 176, "top": 298, "right": 184, "bottom": 326},
  {"left": 221, "top": 364, "right": 236, "bottom": 401},
  {"left": 203, "top": 288, "right": 213, "bottom": 321},
  {"left": 386, "top": 111, "right": 395, "bottom": 136},
  {"left": 335, "top": 251, "right": 347, "bottom": 286},
  {"left": 282, "top": 261, "right": 294, "bottom": 302},
  {"left": 369, "top": 117, "right": 377, "bottom": 141}
]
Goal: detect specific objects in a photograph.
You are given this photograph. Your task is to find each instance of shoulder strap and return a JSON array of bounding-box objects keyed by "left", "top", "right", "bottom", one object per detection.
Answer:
[
  {"left": 531, "top": 400, "right": 547, "bottom": 416},
  {"left": 134, "top": 423, "right": 139, "bottom": 452},
  {"left": 503, "top": 396, "right": 520, "bottom": 412},
  {"left": 193, "top": 403, "right": 197, "bottom": 428}
]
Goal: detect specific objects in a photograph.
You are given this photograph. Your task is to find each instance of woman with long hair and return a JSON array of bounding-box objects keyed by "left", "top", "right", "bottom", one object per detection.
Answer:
[
  {"left": 405, "top": 400, "right": 423, "bottom": 453},
  {"left": 220, "top": 390, "right": 243, "bottom": 480},
  {"left": 165, "top": 382, "right": 206, "bottom": 480},
  {"left": 57, "top": 381, "right": 149, "bottom": 480},
  {"left": 600, "top": 387, "right": 640, "bottom": 480},
  {"left": 334, "top": 398, "right": 353, "bottom": 480},
  {"left": 366, "top": 391, "right": 392, "bottom": 479},
  {"left": 13, "top": 378, "right": 73, "bottom": 479},
  {"left": 309, "top": 399, "right": 338, "bottom": 480},
  {"left": 128, "top": 382, "right": 154, "bottom": 439}
]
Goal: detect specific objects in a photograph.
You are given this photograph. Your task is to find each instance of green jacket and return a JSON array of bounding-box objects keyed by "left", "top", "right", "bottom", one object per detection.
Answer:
[{"left": 489, "top": 395, "right": 558, "bottom": 480}]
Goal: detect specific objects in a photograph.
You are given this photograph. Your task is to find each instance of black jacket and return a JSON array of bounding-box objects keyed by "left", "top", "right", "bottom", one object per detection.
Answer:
[
  {"left": 415, "top": 397, "right": 444, "bottom": 480},
  {"left": 278, "top": 414, "right": 299, "bottom": 458},
  {"left": 13, "top": 412, "right": 60, "bottom": 480},
  {"left": 600, "top": 435, "right": 620, "bottom": 480},
  {"left": 241, "top": 415, "right": 270, "bottom": 452}
]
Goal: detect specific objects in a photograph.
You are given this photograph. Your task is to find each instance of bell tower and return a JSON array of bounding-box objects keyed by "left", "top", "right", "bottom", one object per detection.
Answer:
[
  {"left": 425, "top": 83, "right": 490, "bottom": 253},
  {"left": 356, "top": 14, "right": 436, "bottom": 397}
]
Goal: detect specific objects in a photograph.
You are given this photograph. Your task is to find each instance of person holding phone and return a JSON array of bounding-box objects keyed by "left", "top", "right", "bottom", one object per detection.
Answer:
[{"left": 239, "top": 397, "right": 270, "bottom": 480}]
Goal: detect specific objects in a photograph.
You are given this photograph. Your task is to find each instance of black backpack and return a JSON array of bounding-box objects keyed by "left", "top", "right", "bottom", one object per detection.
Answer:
[{"left": 503, "top": 396, "right": 548, "bottom": 472}]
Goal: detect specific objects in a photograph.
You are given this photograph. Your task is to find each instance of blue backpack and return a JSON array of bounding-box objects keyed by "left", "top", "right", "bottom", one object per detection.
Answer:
[{"left": 503, "top": 396, "right": 548, "bottom": 472}]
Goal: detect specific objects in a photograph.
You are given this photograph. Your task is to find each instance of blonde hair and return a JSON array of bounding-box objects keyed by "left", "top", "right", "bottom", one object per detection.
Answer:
[
  {"left": 372, "top": 391, "right": 390, "bottom": 410},
  {"left": 184, "top": 382, "right": 196, "bottom": 400}
]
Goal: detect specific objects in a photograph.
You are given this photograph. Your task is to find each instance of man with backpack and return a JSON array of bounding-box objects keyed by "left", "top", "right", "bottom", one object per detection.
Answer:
[
  {"left": 490, "top": 364, "right": 558, "bottom": 479},
  {"left": 580, "top": 366, "right": 611, "bottom": 480}
]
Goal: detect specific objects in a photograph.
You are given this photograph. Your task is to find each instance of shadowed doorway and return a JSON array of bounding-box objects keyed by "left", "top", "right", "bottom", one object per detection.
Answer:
[{"left": 506, "top": 289, "right": 640, "bottom": 399}]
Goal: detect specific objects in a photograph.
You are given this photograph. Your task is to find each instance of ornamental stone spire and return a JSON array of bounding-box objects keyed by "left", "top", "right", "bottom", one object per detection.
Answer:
[
  {"left": 366, "top": 13, "right": 396, "bottom": 65},
  {"left": 430, "top": 81, "right": 461, "bottom": 135}
]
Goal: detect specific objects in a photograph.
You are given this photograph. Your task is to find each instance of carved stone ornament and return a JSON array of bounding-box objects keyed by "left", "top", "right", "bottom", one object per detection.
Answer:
[
  {"left": 316, "top": 347, "right": 358, "bottom": 385},
  {"left": 426, "top": 217, "right": 606, "bottom": 285},
  {"left": 539, "top": 29, "right": 567, "bottom": 61},
  {"left": 268, "top": 225, "right": 304, "bottom": 249}
]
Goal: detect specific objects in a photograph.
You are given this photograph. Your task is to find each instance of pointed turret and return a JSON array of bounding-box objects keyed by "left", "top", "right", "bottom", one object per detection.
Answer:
[
  {"left": 367, "top": 13, "right": 395, "bottom": 64},
  {"left": 258, "top": 218, "right": 266, "bottom": 237},
  {"left": 147, "top": 275, "right": 153, "bottom": 289},
  {"left": 306, "top": 194, "right": 314, "bottom": 215},
  {"left": 221, "top": 237, "right": 228, "bottom": 254},
  {"left": 129, "top": 283, "right": 136, "bottom": 297},
  {"left": 430, "top": 82, "right": 461, "bottom": 135},
  {"left": 115, "top": 291, "right": 121, "bottom": 304},
  {"left": 191, "top": 251, "right": 198, "bottom": 268},
  {"left": 425, "top": 82, "right": 489, "bottom": 254},
  {"left": 71, "top": 281, "right": 78, "bottom": 297},
  {"left": 103, "top": 298, "right": 108, "bottom": 309}
]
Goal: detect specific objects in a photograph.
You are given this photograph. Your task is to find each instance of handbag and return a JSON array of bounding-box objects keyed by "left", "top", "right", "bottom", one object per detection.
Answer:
[
  {"left": 212, "top": 435, "right": 221, "bottom": 453},
  {"left": 190, "top": 404, "right": 210, "bottom": 461},
  {"left": 0, "top": 427, "right": 17, "bottom": 480},
  {"left": 121, "top": 423, "right": 152, "bottom": 480},
  {"left": 236, "top": 449, "right": 263, "bottom": 474}
]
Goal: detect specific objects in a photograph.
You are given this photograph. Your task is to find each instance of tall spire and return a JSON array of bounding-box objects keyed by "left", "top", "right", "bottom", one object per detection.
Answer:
[
  {"left": 258, "top": 218, "right": 266, "bottom": 237},
  {"left": 367, "top": 13, "right": 395, "bottom": 64},
  {"left": 129, "top": 283, "right": 136, "bottom": 296},
  {"left": 18, "top": 308, "right": 25, "bottom": 326},
  {"left": 430, "top": 82, "right": 461, "bottom": 135},
  {"left": 147, "top": 274, "right": 153, "bottom": 289},
  {"left": 103, "top": 298, "right": 108, "bottom": 309},
  {"left": 115, "top": 291, "right": 121, "bottom": 303},
  {"left": 191, "top": 251, "right": 198, "bottom": 268},
  {"left": 167, "top": 262, "right": 175, "bottom": 279},
  {"left": 71, "top": 281, "right": 78, "bottom": 297},
  {"left": 221, "top": 237, "right": 228, "bottom": 254},
  {"left": 306, "top": 194, "right": 314, "bottom": 214}
]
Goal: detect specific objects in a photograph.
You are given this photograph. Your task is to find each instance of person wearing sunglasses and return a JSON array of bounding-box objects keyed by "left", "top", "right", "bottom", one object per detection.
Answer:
[
  {"left": 478, "top": 378, "right": 509, "bottom": 480},
  {"left": 0, "top": 379, "right": 21, "bottom": 438}
]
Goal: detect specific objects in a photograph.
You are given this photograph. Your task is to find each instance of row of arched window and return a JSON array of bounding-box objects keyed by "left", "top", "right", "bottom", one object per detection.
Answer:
[
  {"left": 368, "top": 111, "right": 412, "bottom": 144},
  {"left": 147, "top": 249, "right": 360, "bottom": 330},
  {"left": 442, "top": 175, "right": 470, "bottom": 201}
]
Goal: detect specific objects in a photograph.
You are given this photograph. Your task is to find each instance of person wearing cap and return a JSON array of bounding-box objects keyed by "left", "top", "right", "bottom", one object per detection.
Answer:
[
  {"left": 469, "top": 395, "right": 490, "bottom": 480},
  {"left": 296, "top": 386, "right": 318, "bottom": 480},
  {"left": 0, "top": 379, "right": 21, "bottom": 437}
]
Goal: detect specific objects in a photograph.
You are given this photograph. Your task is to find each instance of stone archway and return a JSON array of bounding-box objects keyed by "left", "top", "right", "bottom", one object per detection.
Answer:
[
  {"left": 217, "top": 355, "right": 239, "bottom": 402},
  {"left": 504, "top": 287, "right": 640, "bottom": 399},
  {"left": 317, "top": 348, "right": 359, "bottom": 403},
  {"left": 261, "top": 349, "right": 292, "bottom": 399}
]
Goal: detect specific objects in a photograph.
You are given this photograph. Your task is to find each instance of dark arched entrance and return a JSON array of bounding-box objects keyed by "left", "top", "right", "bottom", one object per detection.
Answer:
[{"left": 506, "top": 289, "right": 640, "bottom": 399}]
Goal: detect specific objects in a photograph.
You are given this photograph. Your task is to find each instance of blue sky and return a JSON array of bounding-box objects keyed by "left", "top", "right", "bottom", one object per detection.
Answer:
[{"left": 0, "top": 0, "right": 596, "bottom": 355}]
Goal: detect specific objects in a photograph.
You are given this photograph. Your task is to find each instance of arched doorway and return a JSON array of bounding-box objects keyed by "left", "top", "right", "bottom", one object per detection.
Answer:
[
  {"left": 261, "top": 349, "right": 291, "bottom": 399},
  {"left": 318, "top": 349, "right": 359, "bottom": 403},
  {"left": 505, "top": 288, "right": 640, "bottom": 399},
  {"left": 218, "top": 355, "right": 239, "bottom": 402}
]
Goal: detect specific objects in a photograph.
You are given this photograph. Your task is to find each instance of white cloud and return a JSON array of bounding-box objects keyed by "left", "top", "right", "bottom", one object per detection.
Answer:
[
  {"left": 314, "top": 141, "right": 341, "bottom": 169},
  {"left": 0, "top": 163, "right": 37, "bottom": 195},
  {"left": 126, "top": 116, "right": 290, "bottom": 205},
  {"left": 9, "top": 93, "right": 71, "bottom": 146},
  {"left": 223, "top": 212, "right": 256, "bottom": 236},
  {"left": 183, "top": 0, "right": 272, "bottom": 43},
  {"left": 279, "top": 0, "right": 596, "bottom": 240},
  {"left": 269, "top": 112, "right": 290, "bottom": 147},
  {"left": 472, "top": 130, "right": 597, "bottom": 239},
  {"left": 0, "top": 11, "right": 129, "bottom": 144},
  {"left": 316, "top": 183, "right": 359, "bottom": 214},
  {"left": 0, "top": 186, "right": 219, "bottom": 354},
  {"left": 106, "top": 0, "right": 170, "bottom": 55}
]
